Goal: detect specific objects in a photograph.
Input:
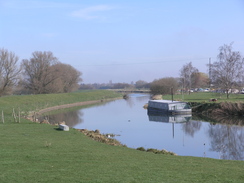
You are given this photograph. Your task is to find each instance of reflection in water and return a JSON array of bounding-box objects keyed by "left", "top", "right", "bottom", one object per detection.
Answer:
[
  {"left": 124, "top": 93, "right": 149, "bottom": 108},
  {"left": 39, "top": 102, "right": 112, "bottom": 127},
  {"left": 210, "top": 115, "right": 244, "bottom": 126},
  {"left": 148, "top": 112, "right": 192, "bottom": 139},
  {"left": 42, "top": 110, "right": 83, "bottom": 127},
  {"left": 194, "top": 114, "right": 244, "bottom": 126},
  {"left": 181, "top": 121, "right": 202, "bottom": 137},
  {"left": 124, "top": 97, "right": 135, "bottom": 108},
  {"left": 208, "top": 124, "right": 244, "bottom": 160},
  {"left": 148, "top": 112, "right": 192, "bottom": 123}
]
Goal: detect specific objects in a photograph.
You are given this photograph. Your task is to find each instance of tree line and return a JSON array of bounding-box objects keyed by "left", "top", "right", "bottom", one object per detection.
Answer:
[
  {"left": 1, "top": 43, "right": 242, "bottom": 98},
  {"left": 0, "top": 49, "right": 82, "bottom": 96},
  {"left": 150, "top": 43, "right": 244, "bottom": 99},
  {"left": 79, "top": 43, "right": 244, "bottom": 99}
]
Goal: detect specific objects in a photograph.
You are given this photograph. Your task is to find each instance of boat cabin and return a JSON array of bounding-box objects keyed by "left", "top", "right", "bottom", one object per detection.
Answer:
[{"left": 147, "top": 100, "right": 191, "bottom": 114}]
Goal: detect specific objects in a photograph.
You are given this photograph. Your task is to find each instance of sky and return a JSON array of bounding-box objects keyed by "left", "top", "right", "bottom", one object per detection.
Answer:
[{"left": 1, "top": 0, "right": 244, "bottom": 84}]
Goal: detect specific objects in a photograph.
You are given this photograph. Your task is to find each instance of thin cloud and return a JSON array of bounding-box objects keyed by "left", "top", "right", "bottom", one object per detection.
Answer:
[{"left": 71, "top": 5, "right": 115, "bottom": 20}]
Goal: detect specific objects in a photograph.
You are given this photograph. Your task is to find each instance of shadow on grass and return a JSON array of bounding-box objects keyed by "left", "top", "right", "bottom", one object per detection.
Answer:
[{"left": 54, "top": 128, "right": 63, "bottom": 131}]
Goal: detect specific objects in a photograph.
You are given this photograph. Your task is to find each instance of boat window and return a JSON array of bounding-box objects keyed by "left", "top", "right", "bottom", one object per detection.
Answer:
[{"left": 183, "top": 103, "right": 190, "bottom": 109}]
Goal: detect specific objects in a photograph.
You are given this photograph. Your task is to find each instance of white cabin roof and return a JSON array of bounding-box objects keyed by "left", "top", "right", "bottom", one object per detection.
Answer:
[{"left": 149, "top": 100, "right": 186, "bottom": 104}]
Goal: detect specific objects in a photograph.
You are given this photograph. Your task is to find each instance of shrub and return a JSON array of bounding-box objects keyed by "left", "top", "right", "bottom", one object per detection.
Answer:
[{"left": 136, "top": 147, "right": 146, "bottom": 151}]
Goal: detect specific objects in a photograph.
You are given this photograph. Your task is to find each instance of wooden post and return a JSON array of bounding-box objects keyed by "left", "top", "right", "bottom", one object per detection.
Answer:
[
  {"left": 18, "top": 108, "right": 20, "bottom": 123},
  {"left": 2, "top": 110, "right": 4, "bottom": 123},
  {"left": 12, "top": 108, "right": 17, "bottom": 123},
  {"left": 34, "top": 112, "right": 36, "bottom": 122}
]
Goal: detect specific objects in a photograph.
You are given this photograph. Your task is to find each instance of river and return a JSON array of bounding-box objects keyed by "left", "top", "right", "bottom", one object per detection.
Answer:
[{"left": 44, "top": 93, "right": 244, "bottom": 161}]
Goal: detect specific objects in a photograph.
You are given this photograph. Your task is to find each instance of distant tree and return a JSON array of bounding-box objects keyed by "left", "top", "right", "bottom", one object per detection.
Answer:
[
  {"left": 191, "top": 72, "right": 209, "bottom": 88},
  {"left": 79, "top": 84, "right": 95, "bottom": 90},
  {"left": 209, "top": 43, "right": 244, "bottom": 98},
  {"left": 0, "top": 48, "right": 21, "bottom": 96},
  {"left": 135, "top": 80, "right": 149, "bottom": 89},
  {"left": 179, "top": 62, "right": 198, "bottom": 93},
  {"left": 150, "top": 77, "right": 178, "bottom": 95},
  {"left": 112, "top": 83, "right": 133, "bottom": 89},
  {"left": 21, "top": 51, "right": 59, "bottom": 94}
]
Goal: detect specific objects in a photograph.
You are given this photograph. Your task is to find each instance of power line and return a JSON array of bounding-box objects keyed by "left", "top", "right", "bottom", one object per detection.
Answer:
[{"left": 74, "top": 57, "right": 212, "bottom": 67}]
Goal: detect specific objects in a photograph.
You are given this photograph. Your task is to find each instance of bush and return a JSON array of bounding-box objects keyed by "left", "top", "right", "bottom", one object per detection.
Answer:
[
  {"left": 150, "top": 77, "right": 178, "bottom": 95},
  {"left": 136, "top": 147, "right": 146, "bottom": 151}
]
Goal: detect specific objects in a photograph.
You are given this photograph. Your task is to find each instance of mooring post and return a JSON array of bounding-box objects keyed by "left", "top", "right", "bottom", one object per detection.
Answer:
[
  {"left": 2, "top": 110, "right": 4, "bottom": 123},
  {"left": 12, "top": 108, "right": 17, "bottom": 123},
  {"left": 18, "top": 108, "right": 20, "bottom": 123}
]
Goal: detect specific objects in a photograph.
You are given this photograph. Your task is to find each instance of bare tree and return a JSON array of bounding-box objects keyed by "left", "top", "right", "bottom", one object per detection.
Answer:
[
  {"left": 0, "top": 48, "right": 21, "bottom": 96},
  {"left": 179, "top": 62, "right": 198, "bottom": 93},
  {"left": 48, "top": 63, "right": 82, "bottom": 93},
  {"left": 191, "top": 72, "right": 209, "bottom": 88},
  {"left": 59, "top": 64, "right": 82, "bottom": 92},
  {"left": 210, "top": 43, "right": 244, "bottom": 98},
  {"left": 21, "top": 51, "right": 59, "bottom": 94}
]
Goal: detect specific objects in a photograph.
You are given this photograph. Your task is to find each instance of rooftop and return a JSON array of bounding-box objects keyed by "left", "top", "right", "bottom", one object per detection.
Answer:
[{"left": 149, "top": 100, "right": 186, "bottom": 104}]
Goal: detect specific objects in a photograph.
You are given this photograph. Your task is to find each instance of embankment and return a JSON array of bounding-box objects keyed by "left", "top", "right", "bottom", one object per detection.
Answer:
[{"left": 191, "top": 101, "right": 244, "bottom": 125}]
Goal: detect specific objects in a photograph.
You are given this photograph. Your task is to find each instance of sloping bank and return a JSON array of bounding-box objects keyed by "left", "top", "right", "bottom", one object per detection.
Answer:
[
  {"left": 22, "top": 90, "right": 122, "bottom": 120},
  {"left": 191, "top": 102, "right": 244, "bottom": 125},
  {"left": 37, "top": 100, "right": 109, "bottom": 115},
  {"left": 24, "top": 91, "right": 127, "bottom": 147}
]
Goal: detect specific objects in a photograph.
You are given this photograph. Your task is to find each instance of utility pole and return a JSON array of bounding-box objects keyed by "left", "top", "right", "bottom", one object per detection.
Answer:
[{"left": 209, "top": 58, "right": 211, "bottom": 89}]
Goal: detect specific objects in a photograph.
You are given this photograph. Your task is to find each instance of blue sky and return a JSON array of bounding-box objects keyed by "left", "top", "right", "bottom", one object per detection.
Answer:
[{"left": 1, "top": 0, "right": 244, "bottom": 84}]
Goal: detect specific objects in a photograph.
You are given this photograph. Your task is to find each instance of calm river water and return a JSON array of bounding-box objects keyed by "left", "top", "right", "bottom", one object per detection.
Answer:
[{"left": 45, "top": 93, "right": 244, "bottom": 161}]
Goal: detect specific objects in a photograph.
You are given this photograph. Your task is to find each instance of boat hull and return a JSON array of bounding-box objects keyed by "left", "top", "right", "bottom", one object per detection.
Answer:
[{"left": 147, "top": 107, "right": 192, "bottom": 115}]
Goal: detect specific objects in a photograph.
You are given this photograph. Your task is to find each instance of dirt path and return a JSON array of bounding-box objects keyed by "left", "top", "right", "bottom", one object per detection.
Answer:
[{"left": 37, "top": 100, "right": 103, "bottom": 115}]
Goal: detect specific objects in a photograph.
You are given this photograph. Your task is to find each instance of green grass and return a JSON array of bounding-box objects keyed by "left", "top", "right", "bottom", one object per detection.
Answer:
[
  {"left": 0, "top": 90, "right": 244, "bottom": 183},
  {"left": 0, "top": 90, "right": 121, "bottom": 116},
  {"left": 1, "top": 121, "right": 244, "bottom": 183},
  {"left": 164, "top": 91, "right": 244, "bottom": 102}
]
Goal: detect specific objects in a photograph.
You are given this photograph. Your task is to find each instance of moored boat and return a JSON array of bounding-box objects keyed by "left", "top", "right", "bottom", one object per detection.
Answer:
[{"left": 147, "top": 100, "right": 192, "bottom": 114}]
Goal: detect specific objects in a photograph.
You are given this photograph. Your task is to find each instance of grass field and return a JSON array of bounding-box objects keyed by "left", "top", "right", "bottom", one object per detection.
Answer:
[
  {"left": 0, "top": 90, "right": 121, "bottom": 116},
  {"left": 0, "top": 90, "right": 244, "bottom": 183},
  {"left": 163, "top": 91, "right": 244, "bottom": 102}
]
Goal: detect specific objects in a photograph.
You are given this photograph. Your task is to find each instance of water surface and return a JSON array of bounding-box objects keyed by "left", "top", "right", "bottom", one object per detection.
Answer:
[{"left": 45, "top": 93, "right": 244, "bottom": 160}]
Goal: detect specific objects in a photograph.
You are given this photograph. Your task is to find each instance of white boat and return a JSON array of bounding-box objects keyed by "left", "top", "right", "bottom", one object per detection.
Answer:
[{"left": 147, "top": 100, "right": 192, "bottom": 114}]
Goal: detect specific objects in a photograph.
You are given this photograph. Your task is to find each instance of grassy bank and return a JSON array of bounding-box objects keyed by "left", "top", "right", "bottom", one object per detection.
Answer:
[
  {"left": 163, "top": 91, "right": 244, "bottom": 102},
  {"left": 0, "top": 90, "right": 244, "bottom": 183},
  {"left": 0, "top": 90, "right": 121, "bottom": 116},
  {"left": 163, "top": 92, "right": 244, "bottom": 125}
]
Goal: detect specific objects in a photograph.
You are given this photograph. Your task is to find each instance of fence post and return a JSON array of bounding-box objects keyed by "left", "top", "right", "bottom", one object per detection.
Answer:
[
  {"left": 2, "top": 110, "right": 4, "bottom": 123},
  {"left": 12, "top": 108, "right": 17, "bottom": 123},
  {"left": 33, "top": 112, "right": 36, "bottom": 122},
  {"left": 18, "top": 107, "right": 20, "bottom": 123}
]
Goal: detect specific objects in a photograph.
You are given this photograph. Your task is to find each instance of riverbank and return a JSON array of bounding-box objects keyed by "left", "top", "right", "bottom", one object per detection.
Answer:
[
  {"left": 0, "top": 90, "right": 244, "bottom": 182},
  {"left": 161, "top": 92, "right": 244, "bottom": 125},
  {"left": 190, "top": 102, "right": 244, "bottom": 125}
]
